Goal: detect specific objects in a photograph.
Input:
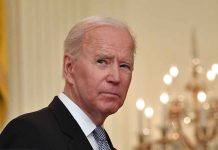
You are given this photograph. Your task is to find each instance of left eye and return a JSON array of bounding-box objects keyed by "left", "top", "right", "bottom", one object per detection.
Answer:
[{"left": 120, "top": 64, "right": 131, "bottom": 70}]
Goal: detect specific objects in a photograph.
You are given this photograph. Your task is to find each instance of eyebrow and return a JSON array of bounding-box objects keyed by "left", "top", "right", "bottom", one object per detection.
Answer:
[
  {"left": 95, "top": 53, "right": 133, "bottom": 66},
  {"left": 95, "top": 53, "right": 113, "bottom": 59}
]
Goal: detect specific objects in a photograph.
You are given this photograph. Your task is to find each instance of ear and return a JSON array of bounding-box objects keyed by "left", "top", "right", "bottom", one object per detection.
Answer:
[{"left": 63, "top": 53, "right": 76, "bottom": 84}]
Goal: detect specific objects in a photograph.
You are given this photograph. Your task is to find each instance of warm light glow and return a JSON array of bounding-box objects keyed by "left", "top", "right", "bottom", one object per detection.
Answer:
[
  {"left": 192, "top": 58, "right": 200, "bottom": 65},
  {"left": 144, "top": 106, "right": 154, "bottom": 118},
  {"left": 184, "top": 117, "right": 191, "bottom": 124},
  {"left": 196, "top": 66, "right": 203, "bottom": 74},
  {"left": 172, "top": 132, "right": 180, "bottom": 140},
  {"left": 197, "top": 91, "right": 207, "bottom": 103},
  {"left": 203, "top": 102, "right": 210, "bottom": 110},
  {"left": 207, "top": 70, "right": 216, "bottom": 81},
  {"left": 169, "top": 66, "right": 179, "bottom": 77},
  {"left": 163, "top": 74, "right": 172, "bottom": 85},
  {"left": 211, "top": 63, "right": 218, "bottom": 75},
  {"left": 143, "top": 128, "right": 150, "bottom": 136},
  {"left": 160, "top": 92, "right": 169, "bottom": 104},
  {"left": 136, "top": 98, "right": 145, "bottom": 110}
]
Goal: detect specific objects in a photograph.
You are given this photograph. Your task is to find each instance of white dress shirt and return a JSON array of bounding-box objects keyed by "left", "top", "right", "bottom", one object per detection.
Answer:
[{"left": 58, "top": 93, "right": 99, "bottom": 150}]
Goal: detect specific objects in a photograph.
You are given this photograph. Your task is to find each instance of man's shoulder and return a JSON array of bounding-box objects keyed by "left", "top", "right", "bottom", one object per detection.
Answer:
[
  {"left": 3, "top": 107, "right": 53, "bottom": 133},
  {"left": 17, "top": 107, "right": 51, "bottom": 122},
  {"left": 11, "top": 96, "right": 61, "bottom": 126},
  {"left": 0, "top": 105, "right": 63, "bottom": 149},
  {"left": 0, "top": 98, "right": 62, "bottom": 148},
  {"left": 2, "top": 97, "right": 61, "bottom": 133}
]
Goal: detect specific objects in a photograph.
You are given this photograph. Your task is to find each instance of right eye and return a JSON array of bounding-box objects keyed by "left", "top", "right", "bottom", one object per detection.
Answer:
[{"left": 97, "top": 59, "right": 106, "bottom": 64}]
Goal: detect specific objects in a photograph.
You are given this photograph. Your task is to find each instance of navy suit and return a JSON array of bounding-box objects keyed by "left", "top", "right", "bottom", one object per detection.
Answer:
[{"left": 0, "top": 96, "right": 116, "bottom": 150}]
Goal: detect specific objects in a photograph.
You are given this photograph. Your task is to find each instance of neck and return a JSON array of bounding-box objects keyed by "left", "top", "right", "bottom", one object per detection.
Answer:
[{"left": 63, "top": 83, "right": 107, "bottom": 126}]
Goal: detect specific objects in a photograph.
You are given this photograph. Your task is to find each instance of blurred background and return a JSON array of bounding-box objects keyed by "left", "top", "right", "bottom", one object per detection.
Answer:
[{"left": 1, "top": 0, "right": 218, "bottom": 149}]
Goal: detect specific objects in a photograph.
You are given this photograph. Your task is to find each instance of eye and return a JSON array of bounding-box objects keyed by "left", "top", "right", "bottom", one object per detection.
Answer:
[
  {"left": 120, "top": 63, "right": 132, "bottom": 71},
  {"left": 97, "top": 59, "right": 106, "bottom": 64}
]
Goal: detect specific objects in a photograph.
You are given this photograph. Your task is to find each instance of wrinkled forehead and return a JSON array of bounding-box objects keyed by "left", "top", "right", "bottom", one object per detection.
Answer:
[
  {"left": 81, "top": 26, "right": 134, "bottom": 65},
  {"left": 83, "top": 25, "right": 134, "bottom": 51}
]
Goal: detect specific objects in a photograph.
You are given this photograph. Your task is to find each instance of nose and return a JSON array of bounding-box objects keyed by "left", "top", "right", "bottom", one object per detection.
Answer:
[{"left": 107, "top": 64, "right": 121, "bottom": 85}]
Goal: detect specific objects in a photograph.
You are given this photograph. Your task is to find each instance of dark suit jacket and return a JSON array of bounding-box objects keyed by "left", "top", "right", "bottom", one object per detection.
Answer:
[{"left": 0, "top": 96, "right": 116, "bottom": 150}]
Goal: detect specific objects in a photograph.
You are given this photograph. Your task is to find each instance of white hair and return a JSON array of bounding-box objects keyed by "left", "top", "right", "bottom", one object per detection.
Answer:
[{"left": 64, "top": 16, "right": 136, "bottom": 57}]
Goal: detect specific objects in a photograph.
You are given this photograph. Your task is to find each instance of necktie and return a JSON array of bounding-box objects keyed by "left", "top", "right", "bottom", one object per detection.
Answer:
[{"left": 93, "top": 126, "right": 111, "bottom": 150}]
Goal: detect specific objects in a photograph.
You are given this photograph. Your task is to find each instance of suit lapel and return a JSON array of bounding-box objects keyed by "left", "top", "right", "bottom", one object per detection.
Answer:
[
  {"left": 48, "top": 96, "right": 93, "bottom": 150},
  {"left": 104, "top": 129, "right": 116, "bottom": 150}
]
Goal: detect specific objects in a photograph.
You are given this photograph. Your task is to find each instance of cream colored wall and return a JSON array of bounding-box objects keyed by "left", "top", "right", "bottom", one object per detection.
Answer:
[{"left": 5, "top": 0, "right": 218, "bottom": 150}]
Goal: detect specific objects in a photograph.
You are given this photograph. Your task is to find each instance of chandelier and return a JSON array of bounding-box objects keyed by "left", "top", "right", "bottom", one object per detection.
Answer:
[{"left": 135, "top": 32, "right": 218, "bottom": 150}]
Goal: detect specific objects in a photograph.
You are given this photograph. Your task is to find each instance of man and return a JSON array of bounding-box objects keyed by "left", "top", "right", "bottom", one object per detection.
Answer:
[{"left": 0, "top": 16, "right": 135, "bottom": 150}]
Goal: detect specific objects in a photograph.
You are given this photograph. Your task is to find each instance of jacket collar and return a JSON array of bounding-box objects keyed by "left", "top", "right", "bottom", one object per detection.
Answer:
[
  {"left": 49, "top": 96, "right": 116, "bottom": 150},
  {"left": 48, "top": 96, "right": 93, "bottom": 150}
]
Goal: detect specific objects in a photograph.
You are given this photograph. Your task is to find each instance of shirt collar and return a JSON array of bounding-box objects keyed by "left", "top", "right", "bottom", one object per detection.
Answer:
[{"left": 58, "top": 92, "right": 96, "bottom": 136}]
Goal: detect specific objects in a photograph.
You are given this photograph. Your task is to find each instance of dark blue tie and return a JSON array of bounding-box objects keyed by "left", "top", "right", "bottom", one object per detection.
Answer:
[{"left": 93, "top": 127, "right": 111, "bottom": 150}]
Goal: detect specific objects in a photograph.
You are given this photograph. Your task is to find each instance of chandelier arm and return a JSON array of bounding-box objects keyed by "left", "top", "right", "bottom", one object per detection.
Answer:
[
  {"left": 208, "top": 121, "right": 218, "bottom": 140},
  {"left": 180, "top": 132, "right": 195, "bottom": 150}
]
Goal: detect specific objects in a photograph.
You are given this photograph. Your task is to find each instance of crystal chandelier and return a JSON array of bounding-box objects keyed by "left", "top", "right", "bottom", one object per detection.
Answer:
[{"left": 135, "top": 31, "right": 218, "bottom": 150}]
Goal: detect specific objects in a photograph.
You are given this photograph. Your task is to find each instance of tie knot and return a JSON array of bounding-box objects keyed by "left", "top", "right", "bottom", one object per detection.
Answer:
[{"left": 93, "top": 126, "right": 107, "bottom": 141}]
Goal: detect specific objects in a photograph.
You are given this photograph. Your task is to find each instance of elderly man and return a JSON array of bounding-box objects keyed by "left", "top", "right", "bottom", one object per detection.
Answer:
[{"left": 0, "top": 16, "right": 135, "bottom": 150}]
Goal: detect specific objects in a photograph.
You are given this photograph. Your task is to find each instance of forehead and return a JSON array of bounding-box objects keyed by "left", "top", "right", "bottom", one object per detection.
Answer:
[{"left": 83, "top": 26, "right": 134, "bottom": 52}]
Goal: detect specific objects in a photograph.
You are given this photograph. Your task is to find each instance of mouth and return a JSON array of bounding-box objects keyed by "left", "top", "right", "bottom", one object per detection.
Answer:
[{"left": 100, "top": 92, "right": 120, "bottom": 98}]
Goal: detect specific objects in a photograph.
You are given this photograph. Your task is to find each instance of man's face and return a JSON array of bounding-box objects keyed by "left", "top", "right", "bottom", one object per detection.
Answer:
[{"left": 71, "top": 26, "right": 134, "bottom": 120}]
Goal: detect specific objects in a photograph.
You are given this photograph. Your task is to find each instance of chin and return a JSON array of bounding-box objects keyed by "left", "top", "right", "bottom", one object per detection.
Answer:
[
  {"left": 99, "top": 97, "right": 124, "bottom": 114},
  {"left": 104, "top": 103, "right": 122, "bottom": 115}
]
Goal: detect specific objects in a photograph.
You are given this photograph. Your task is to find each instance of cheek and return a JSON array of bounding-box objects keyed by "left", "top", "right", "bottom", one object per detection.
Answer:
[
  {"left": 76, "top": 62, "right": 97, "bottom": 84},
  {"left": 74, "top": 65, "right": 95, "bottom": 94},
  {"left": 123, "top": 74, "right": 132, "bottom": 89},
  {"left": 79, "top": 70, "right": 104, "bottom": 95},
  {"left": 119, "top": 75, "right": 132, "bottom": 99}
]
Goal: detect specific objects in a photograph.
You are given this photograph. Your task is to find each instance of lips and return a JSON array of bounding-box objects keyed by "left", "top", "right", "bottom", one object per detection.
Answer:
[{"left": 100, "top": 91, "right": 121, "bottom": 98}]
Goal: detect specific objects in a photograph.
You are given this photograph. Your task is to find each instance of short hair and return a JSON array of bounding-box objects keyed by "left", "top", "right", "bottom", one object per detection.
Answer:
[{"left": 64, "top": 16, "right": 136, "bottom": 57}]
